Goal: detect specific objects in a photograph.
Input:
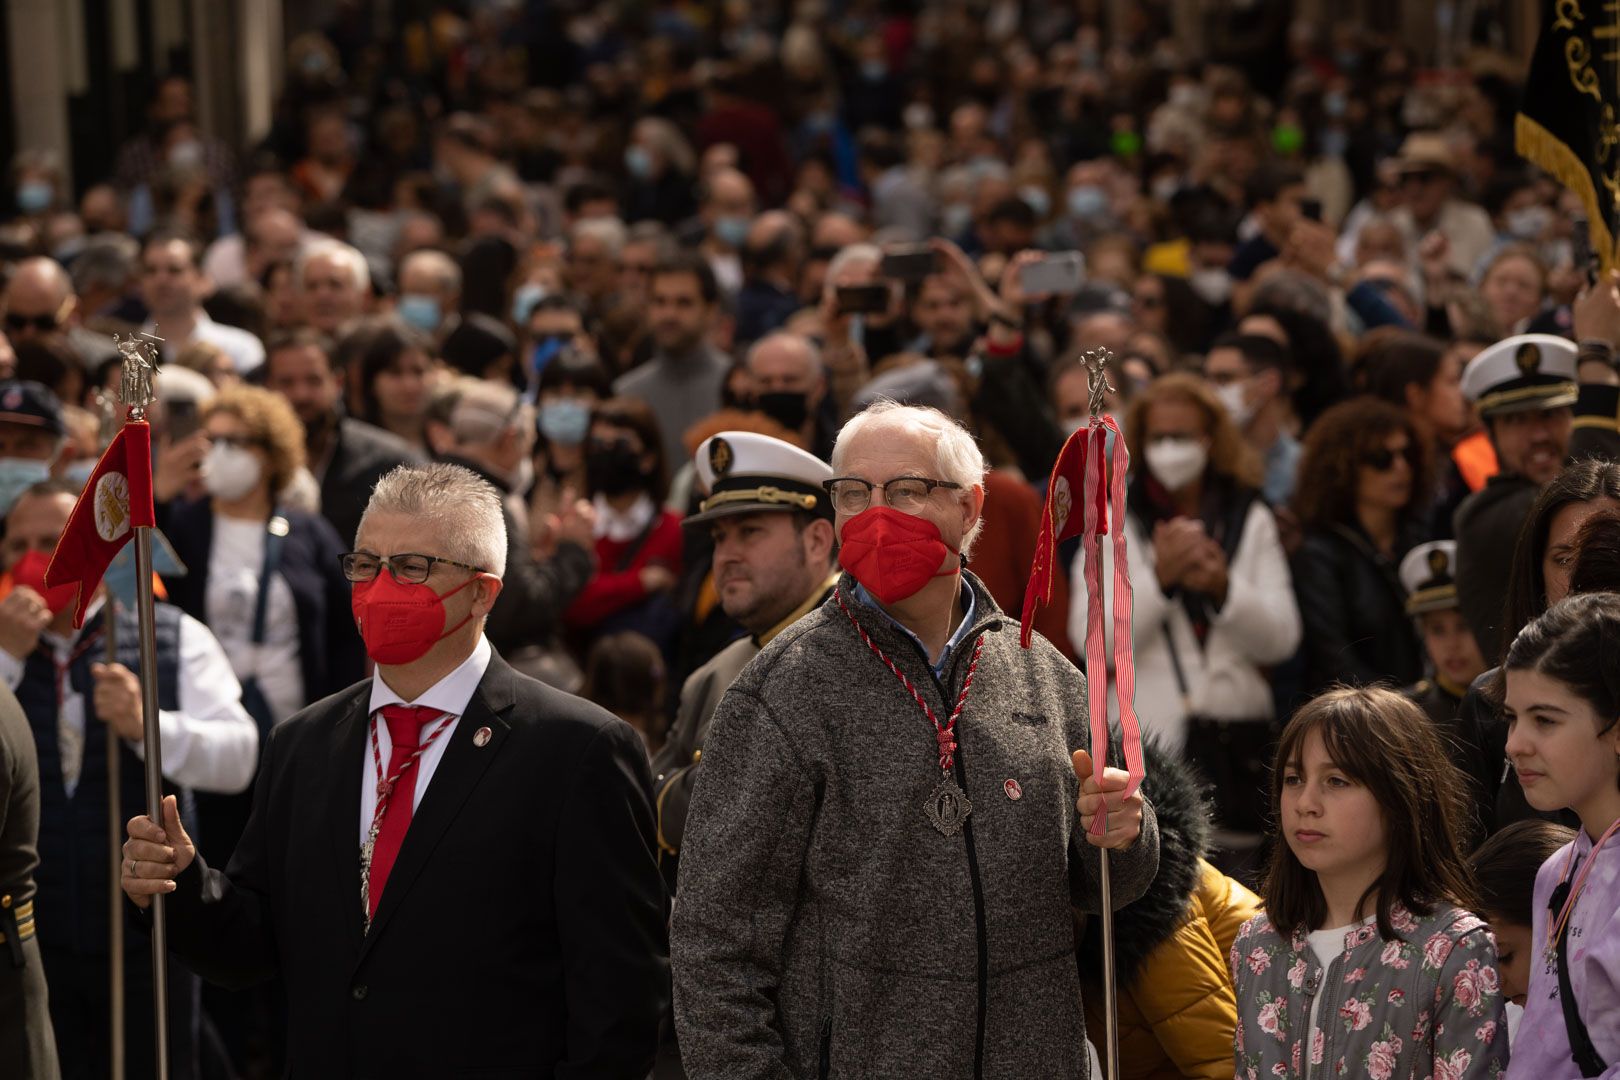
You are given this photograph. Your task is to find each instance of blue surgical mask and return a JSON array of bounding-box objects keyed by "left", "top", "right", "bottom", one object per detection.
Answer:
[
  {"left": 16, "top": 182, "right": 52, "bottom": 215},
  {"left": 0, "top": 458, "right": 51, "bottom": 516},
  {"left": 860, "top": 59, "right": 888, "bottom": 81},
  {"left": 624, "top": 145, "right": 655, "bottom": 180},
  {"left": 714, "top": 215, "right": 751, "bottom": 248},
  {"left": 1323, "top": 90, "right": 1348, "bottom": 118},
  {"left": 63, "top": 458, "right": 97, "bottom": 491},
  {"left": 941, "top": 204, "right": 973, "bottom": 236},
  {"left": 397, "top": 293, "right": 442, "bottom": 333},
  {"left": 511, "top": 282, "right": 546, "bottom": 326},
  {"left": 1019, "top": 186, "right": 1051, "bottom": 219},
  {"left": 1067, "top": 184, "right": 1109, "bottom": 221},
  {"left": 1319, "top": 129, "right": 1349, "bottom": 160},
  {"left": 538, "top": 399, "right": 591, "bottom": 446}
]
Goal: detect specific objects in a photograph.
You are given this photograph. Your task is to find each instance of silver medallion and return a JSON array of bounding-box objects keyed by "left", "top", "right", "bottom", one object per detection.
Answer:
[{"left": 924, "top": 774, "right": 973, "bottom": 835}]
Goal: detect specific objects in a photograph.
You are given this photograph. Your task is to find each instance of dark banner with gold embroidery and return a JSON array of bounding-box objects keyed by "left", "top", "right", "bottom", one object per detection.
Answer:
[{"left": 1516, "top": 0, "right": 1620, "bottom": 273}]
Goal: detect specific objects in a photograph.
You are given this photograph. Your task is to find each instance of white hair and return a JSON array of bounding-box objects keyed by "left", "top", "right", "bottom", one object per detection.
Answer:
[
  {"left": 745, "top": 331, "right": 824, "bottom": 377},
  {"left": 830, "top": 400, "right": 989, "bottom": 555},
  {"left": 400, "top": 248, "right": 462, "bottom": 295},
  {"left": 449, "top": 379, "right": 530, "bottom": 447},
  {"left": 359, "top": 462, "right": 508, "bottom": 576},
  {"left": 825, "top": 242, "right": 881, "bottom": 284},
  {"left": 570, "top": 216, "right": 628, "bottom": 260},
  {"left": 296, "top": 237, "right": 371, "bottom": 294}
]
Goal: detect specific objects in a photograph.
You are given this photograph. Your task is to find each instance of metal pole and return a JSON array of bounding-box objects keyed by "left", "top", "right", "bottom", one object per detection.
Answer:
[
  {"left": 1097, "top": 835, "right": 1119, "bottom": 1080},
  {"left": 106, "top": 606, "right": 126, "bottom": 1080},
  {"left": 134, "top": 529, "right": 169, "bottom": 1078}
]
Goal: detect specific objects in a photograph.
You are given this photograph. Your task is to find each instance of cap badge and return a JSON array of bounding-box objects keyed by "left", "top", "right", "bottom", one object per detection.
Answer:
[
  {"left": 1, "top": 389, "right": 20, "bottom": 410},
  {"left": 1515, "top": 342, "right": 1542, "bottom": 376},
  {"left": 709, "top": 436, "right": 733, "bottom": 478},
  {"left": 1428, "top": 548, "right": 1449, "bottom": 576}
]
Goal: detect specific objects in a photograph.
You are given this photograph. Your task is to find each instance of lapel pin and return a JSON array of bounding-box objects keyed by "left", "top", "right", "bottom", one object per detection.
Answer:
[
  {"left": 473, "top": 726, "right": 492, "bottom": 748},
  {"left": 1004, "top": 779, "right": 1022, "bottom": 801}
]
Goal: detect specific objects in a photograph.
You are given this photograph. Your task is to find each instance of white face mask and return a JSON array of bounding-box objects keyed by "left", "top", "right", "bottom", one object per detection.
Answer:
[
  {"left": 511, "top": 454, "right": 535, "bottom": 495},
  {"left": 1214, "top": 380, "right": 1256, "bottom": 428},
  {"left": 1188, "top": 267, "right": 1233, "bottom": 305},
  {"left": 1144, "top": 437, "right": 1208, "bottom": 491},
  {"left": 203, "top": 442, "right": 263, "bottom": 502}
]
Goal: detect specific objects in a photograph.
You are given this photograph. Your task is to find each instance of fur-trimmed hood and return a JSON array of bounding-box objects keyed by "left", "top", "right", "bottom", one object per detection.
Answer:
[{"left": 1076, "top": 740, "right": 1213, "bottom": 985}]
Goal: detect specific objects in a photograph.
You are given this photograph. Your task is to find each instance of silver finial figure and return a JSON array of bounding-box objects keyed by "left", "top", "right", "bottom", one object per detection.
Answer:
[
  {"left": 1081, "top": 347, "right": 1114, "bottom": 420},
  {"left": 113, "top": 332, "right": 162, "bottom": 418}
]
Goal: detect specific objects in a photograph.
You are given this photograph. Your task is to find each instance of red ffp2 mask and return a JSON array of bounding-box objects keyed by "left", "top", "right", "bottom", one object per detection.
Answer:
[
  {"left": 351, "top": 572, "right": 482, "bottom": 666},
  {"left": 838, "top": 506, "right": 960, "bottom": 605},
  {"left": 9, "top": 549, "right": 78, "bottom": 617}
]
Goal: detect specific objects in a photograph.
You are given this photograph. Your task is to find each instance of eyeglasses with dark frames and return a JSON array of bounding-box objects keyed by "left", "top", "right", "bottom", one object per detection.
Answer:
[
  {"left": 339, "top": 552, "right": 486, "bottom": 585},
  {"left": 822, "top": 475, "right": 963, "bottom": 515}
]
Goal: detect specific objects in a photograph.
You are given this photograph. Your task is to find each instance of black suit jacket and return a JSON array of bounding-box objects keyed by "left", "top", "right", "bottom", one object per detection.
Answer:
[
  {"left": 319, "top": 418, "right": 424, "bottom": 549},
  {"left": 161, "top": 653, "right": 669, "bottom": 1078}
]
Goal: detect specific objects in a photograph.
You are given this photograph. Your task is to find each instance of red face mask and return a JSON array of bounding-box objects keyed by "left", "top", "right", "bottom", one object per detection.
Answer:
[
  {"left": 9, "top": 549, "right": 78, "bottom": 617},
  {"left": 838, "top": 506, "right": 960, "bottom": 605},
  {"left": 351, "top": 571, "right": 483, "bottom": 666}
]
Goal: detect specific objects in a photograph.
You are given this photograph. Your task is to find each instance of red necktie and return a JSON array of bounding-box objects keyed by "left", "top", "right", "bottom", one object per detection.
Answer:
[{"left": 367, "top": 705, "right": 443, "bottom": 918}]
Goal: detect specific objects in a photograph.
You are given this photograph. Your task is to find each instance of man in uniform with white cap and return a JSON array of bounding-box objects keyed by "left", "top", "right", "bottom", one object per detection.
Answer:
[
  {"left": 1453, "top": 333, "right": 1577, "bottom": 660},
  {"left": 1399, "top": 540, "right": 1486, "bottom": 733},
  {"left": 652, "top": 431, "right": 837, "bottom": 888}
]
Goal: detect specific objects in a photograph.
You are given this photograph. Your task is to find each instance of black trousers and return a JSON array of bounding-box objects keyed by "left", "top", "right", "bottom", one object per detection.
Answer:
[
  {"left": 40, "top": 942, "right": 200, "bottom": 1080},
  {"left": 0, "top": 937, "right": 60, "bottom": 1078}
]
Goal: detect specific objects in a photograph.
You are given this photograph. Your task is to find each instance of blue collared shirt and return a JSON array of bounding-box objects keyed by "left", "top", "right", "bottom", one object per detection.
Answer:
[{"left": 852, "top": 580, "right": 978, "bottom": 679}]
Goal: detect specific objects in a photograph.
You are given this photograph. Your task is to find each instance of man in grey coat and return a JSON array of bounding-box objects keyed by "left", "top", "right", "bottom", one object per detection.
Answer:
[{"left": 672, "top": 402, "right": 1158, "bottom": 1079}]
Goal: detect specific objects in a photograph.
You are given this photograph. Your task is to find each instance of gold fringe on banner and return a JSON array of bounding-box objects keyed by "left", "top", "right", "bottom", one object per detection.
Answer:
[{"left": 1516, "top": 112, "right": 1618, "bottom": 276}]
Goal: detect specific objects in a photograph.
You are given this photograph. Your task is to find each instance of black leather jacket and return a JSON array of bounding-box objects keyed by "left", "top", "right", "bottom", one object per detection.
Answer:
[{"left": 1291, "top": 521, "right": 1425, "bottom": 695}]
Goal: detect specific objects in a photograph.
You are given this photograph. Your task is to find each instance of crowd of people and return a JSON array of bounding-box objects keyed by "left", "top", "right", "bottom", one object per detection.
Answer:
[{"left": 0, "top": 1, "right": 1613, "bottom": 1077}]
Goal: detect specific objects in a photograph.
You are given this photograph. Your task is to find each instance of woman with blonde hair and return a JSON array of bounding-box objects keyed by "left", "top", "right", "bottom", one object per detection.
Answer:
[{"left": 1069, "top": 373, "right": 1301, "bottom": 860}]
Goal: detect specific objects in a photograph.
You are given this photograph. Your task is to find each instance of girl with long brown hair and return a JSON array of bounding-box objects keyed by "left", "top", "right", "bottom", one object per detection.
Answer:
[{"left": 1231, "top": 687, "right": 1509, "bottom": 1077}]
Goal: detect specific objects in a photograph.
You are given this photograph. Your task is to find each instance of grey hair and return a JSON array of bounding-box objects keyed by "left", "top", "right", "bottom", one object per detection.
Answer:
[
  {"left": 825, "top": 242, "right": 881, "bottom": 284},
  {"left": 570, "top": 216, "right": 628, "bottom": 260},
  {"left": 745, "top": 331, "right": 824, "bottom": 377},
  {"left": 70, "top": 235, "right": 139, "bottom": 294},
  {"left": 296, "top": 237, "right": 371, "bottom": 294},
  {"left": 449, "top": 379, "right": 532, "bottom": 447},
  {"left": 830, "top": 400, "right": 989, "bottom": 555},
  {"left": 632, "top": 117, "right": 696, "bottom": 175},
  {"left": 359, "top": 462, "right": 508, "bottom": 577},
  {"left": 400, "top": 249, "right": 462, "bottom": 295}
]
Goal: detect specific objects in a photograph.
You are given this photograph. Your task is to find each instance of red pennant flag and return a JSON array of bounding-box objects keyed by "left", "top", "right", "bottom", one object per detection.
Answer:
[
  {"left": 1020, "top": 423, "right": 1098, "bottom": 648},
  {"left": 43, "top": 420, "right": 155, "bottom": 627}
]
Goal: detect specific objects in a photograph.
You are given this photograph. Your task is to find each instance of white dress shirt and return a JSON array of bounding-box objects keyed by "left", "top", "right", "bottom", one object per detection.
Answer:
[
  {"left": 144, "top": 311, "right": 266, "bottom": 374},
  {"left": 359, "top": 635, "right": 492, "bottom": 847},
  {"left": 0, "top": 599, "right": 259, "bottom": 795}
]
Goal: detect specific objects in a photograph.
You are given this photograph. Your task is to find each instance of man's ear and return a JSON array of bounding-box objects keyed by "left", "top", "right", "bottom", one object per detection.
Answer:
[
  {"left": 474, "top": 573, "right": 504, "bottom": 615},
  {"left": 804, "top": 516, "right": 836, "bottom": 567}
]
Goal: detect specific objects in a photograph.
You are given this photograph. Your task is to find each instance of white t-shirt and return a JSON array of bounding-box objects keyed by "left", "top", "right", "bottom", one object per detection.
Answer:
[
  {"left": 1304, "top": 918, "right": 1374, "bottom": 1080},
  {"left": 206, "top": 515, "right": 304, "bottom": 726}
]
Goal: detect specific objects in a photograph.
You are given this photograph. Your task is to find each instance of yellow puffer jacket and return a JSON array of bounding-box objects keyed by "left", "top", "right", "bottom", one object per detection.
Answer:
[{"left": 1081, "top": 861, "right": 1262, "bottom": 1079}]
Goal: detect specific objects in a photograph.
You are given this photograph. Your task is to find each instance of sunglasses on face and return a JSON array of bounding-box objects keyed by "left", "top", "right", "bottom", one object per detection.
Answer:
[
  {"left": 4, "top": 312, "right": 58, "bottom": 333},
  {"left": 1362, "top": 447, "right": 1407, "bottom": 471}
]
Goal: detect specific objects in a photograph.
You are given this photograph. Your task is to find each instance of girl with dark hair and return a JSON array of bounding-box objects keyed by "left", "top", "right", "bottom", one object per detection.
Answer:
[
  {"left": 1290, "top": 397, "right": 1430, "bottom": 694},
  {"left": 1231, "top": 687, "right": 1509, "bottom": 1077},
  {"left": 1354, "top": 329, "right": 1474, "bottom": 537},
  {"left": 1454, "top": 459, "right": 1620, "bottom": 837},
  {"left": 1497, "top": 593, "right": 1620, "bottom": 1074},
  {"left": 1468, "top": 819, "right": 1576, "bottom": 1015},
  {"left": 563, "top": 397, "right": 684, "bottom": 656},
  {"left": 350, "top": 316, "right": 441, "bottom": 454}
]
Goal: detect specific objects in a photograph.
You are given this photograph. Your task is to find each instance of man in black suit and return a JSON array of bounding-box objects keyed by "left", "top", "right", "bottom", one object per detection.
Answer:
[
  {"left": 260, "top": 329, "right": 424, "bottom": 546},
  {"left": 122, "top": 462, "right": 668, "bottom": 1076}
]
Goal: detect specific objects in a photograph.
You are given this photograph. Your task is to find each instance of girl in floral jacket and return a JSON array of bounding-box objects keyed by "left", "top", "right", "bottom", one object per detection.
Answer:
[{"left": 1231, "top": 687, "right": 1510, "bottom": 1079}]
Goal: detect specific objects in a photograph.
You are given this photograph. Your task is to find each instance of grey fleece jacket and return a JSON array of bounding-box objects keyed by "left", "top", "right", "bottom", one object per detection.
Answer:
[{"left": 671, "top": 572, "right": 1160, "bottom": 1079}]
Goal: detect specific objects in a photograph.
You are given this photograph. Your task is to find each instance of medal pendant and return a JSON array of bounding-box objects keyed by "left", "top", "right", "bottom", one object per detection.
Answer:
[{"left": 923, "top": 774, "right": 973, "bottom": 836}]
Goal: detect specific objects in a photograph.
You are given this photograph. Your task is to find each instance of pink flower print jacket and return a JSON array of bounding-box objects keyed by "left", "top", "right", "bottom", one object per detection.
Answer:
[{"left": 1231, "top": 902, "right": 1509, "bottom": 1079}]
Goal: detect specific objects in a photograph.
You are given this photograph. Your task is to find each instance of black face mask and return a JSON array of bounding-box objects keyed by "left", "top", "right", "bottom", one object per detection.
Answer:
[
  {"left": 755, "top": 391, "right": 810, "bottom": 431},
  {"left": 587, "top": 443, "right": 647, "bottom": 496}
]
